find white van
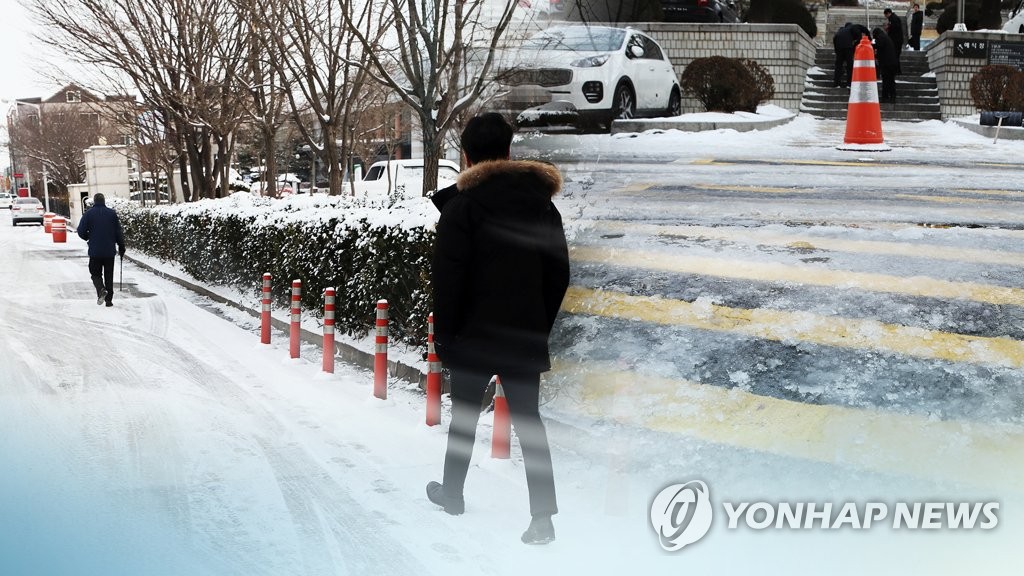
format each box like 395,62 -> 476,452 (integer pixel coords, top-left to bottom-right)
1004,0 -> 1024,33
347,159 -> 460,198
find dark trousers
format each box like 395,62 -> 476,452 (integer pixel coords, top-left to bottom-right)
442,366 -> 557,517
879,66 -> 897,102
834,49 -> 853,87
89,257 -> 115,303
909,35 -> 921,50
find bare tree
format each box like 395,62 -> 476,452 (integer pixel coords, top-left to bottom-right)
240,0 -> 392,195
27,0 -> 252,201
344,0 -> 520,197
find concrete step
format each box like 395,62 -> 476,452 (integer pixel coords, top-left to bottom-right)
800,107 -> 943,121
804,46 -> 941,121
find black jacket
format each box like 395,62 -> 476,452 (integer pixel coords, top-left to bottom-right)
77,201 -> 126,258
833,25 -> 854,53
887,14 -> 904,47
873,31 -> 899,69
910,11 -> 923,37
431,160 -> 570,373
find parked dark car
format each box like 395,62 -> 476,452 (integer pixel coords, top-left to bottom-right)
661,0 -> 741,22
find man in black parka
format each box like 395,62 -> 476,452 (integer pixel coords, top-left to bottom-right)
77,193 -> 126,307
884,8 -> 904,74
833,23 -> 855,88
426,113 -> 570,545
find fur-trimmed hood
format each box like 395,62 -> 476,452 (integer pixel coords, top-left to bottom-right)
456,159 -> 562,198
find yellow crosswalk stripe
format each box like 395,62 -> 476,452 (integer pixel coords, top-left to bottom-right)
691,183 -> 818,194
595,221 -> 1024,267
953,188 -> 1024,199
569,246 -> 1024,307
893,194 -> 1005,205
554,362 -> 1024,492
562,286 -> 1024,369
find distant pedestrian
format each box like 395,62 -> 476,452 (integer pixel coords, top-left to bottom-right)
873,28 -> 898,103
77,193 -> 126,307
426,112 -> 570,545
833,23 -> 855,88
884,8 -> 904,74
909,3 -> 924,50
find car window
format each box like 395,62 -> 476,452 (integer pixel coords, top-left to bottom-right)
642,36 -> 664,60
525,27 -> 626,52
626,34 -> 645,58
16,198 -> 41,205
364,165 -> 385,181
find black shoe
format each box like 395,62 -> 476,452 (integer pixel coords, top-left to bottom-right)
521,515 -> 555,545
97,288 -> 106,305
426,481 -> 464,515
105,301 -> 113,307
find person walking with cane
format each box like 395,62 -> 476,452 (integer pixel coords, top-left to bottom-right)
77,193 -> 126,307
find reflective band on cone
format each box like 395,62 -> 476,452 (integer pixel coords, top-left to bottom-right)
323,288 -> 335,374
261,273 -> 272,345
491,376 -> 511,459
290,280 -> 301,359
51,216 -> 66,243
839,36 -> 890,151
374,300 -> 388,399
426,313 -> 441,426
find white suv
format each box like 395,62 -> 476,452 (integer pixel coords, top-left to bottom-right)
0,192 -> 13,210
496,26 -> 681,130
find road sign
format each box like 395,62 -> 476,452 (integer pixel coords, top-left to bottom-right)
13,173 -> 23,178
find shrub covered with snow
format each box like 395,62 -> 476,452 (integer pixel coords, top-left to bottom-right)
115,195 -> 439,344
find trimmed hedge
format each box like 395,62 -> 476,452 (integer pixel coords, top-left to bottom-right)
115,195 -> 435,345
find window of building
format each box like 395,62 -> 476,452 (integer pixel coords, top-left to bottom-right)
66,90 -> 81,103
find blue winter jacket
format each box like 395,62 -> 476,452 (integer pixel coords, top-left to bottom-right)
77,202 -> 126,258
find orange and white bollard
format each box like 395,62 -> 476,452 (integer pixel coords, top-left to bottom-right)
839,36 -> 891,151
425,313 -> 442,426
491,376 -> 511,459
51,216 -> 67,243
323,287 -> 335,374
289,279 -> 301,359
374,300 -> 389,399
43,212 -> 55,233
260,273 -> 272,345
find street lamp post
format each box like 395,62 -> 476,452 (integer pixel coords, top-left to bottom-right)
16,101 -> 51,212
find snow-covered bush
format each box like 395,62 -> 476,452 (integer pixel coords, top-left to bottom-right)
115,195 -> 437,345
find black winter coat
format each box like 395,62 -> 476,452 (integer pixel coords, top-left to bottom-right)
887,14 -> 904,47
77,202 -> 126,258
910,11 -> 923,37
873,32 -> 899,69
431,160 -> 570,374
833,25 -> 854,53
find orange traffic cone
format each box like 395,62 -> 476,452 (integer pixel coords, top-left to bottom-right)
491,376 -> 511,459
838,36 -> 891,151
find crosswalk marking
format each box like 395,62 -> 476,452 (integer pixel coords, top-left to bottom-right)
569,246 -> 1024,307
555,361 -> 1024,492
562,286 -> 1024,369
893,194 -> 1006,205
594,221 -> 1024,267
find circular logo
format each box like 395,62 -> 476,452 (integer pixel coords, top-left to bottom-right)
650,480 -> 713,552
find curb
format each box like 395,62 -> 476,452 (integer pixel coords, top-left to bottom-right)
611,113 -> 797,134
952,119 -> 1024,141
126,256 -> 427,388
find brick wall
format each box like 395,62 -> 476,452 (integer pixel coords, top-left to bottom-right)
628,23 -> 818,114
927,31 -> 1009,119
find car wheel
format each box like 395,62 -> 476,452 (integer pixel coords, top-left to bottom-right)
667,88 -> 682,117
610,83 -> 636,124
